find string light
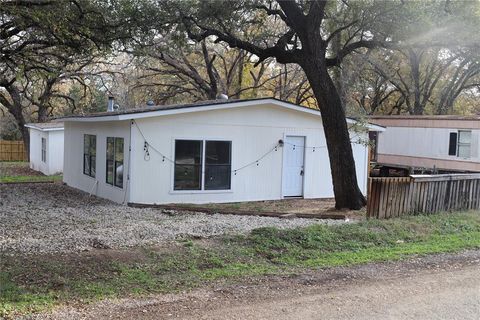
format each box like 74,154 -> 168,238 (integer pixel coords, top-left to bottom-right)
283,141 -> 327,150
133,120 -> 283,175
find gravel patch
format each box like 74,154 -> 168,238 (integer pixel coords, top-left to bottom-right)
0,184 -> 346,254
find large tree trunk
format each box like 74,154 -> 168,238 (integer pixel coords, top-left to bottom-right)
6,102 -> 30,161
302,59 -> 366,210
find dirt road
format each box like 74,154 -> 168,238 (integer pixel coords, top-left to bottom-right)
35,251 -> 480,320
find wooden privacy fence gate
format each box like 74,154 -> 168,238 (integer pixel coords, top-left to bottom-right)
367,174 -> 480,218
0,140 -> 27,161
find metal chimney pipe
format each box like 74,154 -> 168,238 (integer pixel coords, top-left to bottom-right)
107,96 -> 114,112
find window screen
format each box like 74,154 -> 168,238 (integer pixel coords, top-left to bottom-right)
205,141 -> 231,190
448,132 -> 457,156
174,140 -> 202,190
106,137 -> 124,188
83,134 -> 96,177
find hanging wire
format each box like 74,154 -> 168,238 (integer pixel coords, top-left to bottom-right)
133,120 -> 282,175
283,141 -> 327,150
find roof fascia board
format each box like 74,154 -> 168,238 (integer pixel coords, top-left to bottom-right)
24,124 -> 64,132
59,98 -> 384,131
116,99 -> 322,121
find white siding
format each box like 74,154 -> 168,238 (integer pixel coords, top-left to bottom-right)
28,128 -> 64,175
29,128 -> 49,175
378,127 -> 480,162
63,121 -> 130,203
63,104 -> 369,204
128,104 -> 368,204
47,130 -> 64,175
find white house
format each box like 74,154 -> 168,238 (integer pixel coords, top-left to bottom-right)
60,98 -> 384,205
369,115 -> 480,172
25,122 -> 64,176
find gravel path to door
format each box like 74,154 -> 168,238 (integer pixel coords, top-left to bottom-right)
0,184 -> 345,254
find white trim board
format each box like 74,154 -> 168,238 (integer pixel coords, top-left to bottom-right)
59,98 -> 385,132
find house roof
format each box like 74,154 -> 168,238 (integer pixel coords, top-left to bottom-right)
368,114 -> 480,129
369,115 -> 480,121
58,97 -> 385,131
25,122 -> 64,132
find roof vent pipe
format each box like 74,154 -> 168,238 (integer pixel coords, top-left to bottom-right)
107,96 -> 114,112
217,93 -> 228,100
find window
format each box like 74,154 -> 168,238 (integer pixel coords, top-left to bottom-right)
449,131 -> 471,158
174,140 -> 232,191
448,132 -> 458,156
106,137 -> 124,188
458,130 -> 471,158
83,134 -> 96,177
41,138 -> 46,162
205,141 -> 232,190
174,140 -> 202,190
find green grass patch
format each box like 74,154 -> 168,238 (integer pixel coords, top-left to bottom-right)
0,175 -> 62,183
2,211 -> 480,318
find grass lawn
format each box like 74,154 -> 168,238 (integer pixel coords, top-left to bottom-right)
0,162 -> 62,183
2,211 -> 480,318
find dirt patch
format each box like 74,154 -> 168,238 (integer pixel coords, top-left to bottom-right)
170,198 -> 365,220
0,162 -> 43,177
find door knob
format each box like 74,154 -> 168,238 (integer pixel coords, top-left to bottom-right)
300,169 -> 304,176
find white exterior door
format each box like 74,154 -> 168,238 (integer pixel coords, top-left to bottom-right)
283,136 -> 305,197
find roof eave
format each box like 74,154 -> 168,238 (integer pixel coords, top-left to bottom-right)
24,124 -> 64,132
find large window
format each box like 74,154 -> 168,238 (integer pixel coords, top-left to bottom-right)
174,140 -> 231,191
106,137 -> 124,188
174,140 -> 203,190
83,134 -> 96,177
448,130 -> 471,158
41,138 -> 46,162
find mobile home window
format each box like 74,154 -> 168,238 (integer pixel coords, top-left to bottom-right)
41,138 -> 46,162
106,137 -> 124,188
83,134 -> 96,177
174,140 -> 232,191
457,130 -> 471,158
448,132 -> 457,156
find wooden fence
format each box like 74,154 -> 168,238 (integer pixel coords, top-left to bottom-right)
0,140 -> 28,161
367,174 -> 480,218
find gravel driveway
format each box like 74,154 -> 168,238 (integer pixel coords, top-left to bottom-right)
0,183 -> 343,254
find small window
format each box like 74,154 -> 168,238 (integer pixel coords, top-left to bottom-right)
174,140 -> 202,190
83,134 -> 96,177
41,138 -> 46,162
458,130 -> 471,158
173,139 -> 232,191
448,132 -> 457,156
106,137 -> 124,188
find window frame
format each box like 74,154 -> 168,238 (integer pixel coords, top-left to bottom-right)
172,138 -> 233,193
83,134 -> 96,178
41,137 -> 46,163
106,136 -> 124,189
457,130 -> 472,158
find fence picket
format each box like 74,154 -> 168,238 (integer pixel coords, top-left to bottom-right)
367,174 -> 480,219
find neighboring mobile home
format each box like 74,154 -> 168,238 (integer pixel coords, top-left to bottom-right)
369,115 -> 480,173
60,98 -> 384,204
25,122 -> 64,175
